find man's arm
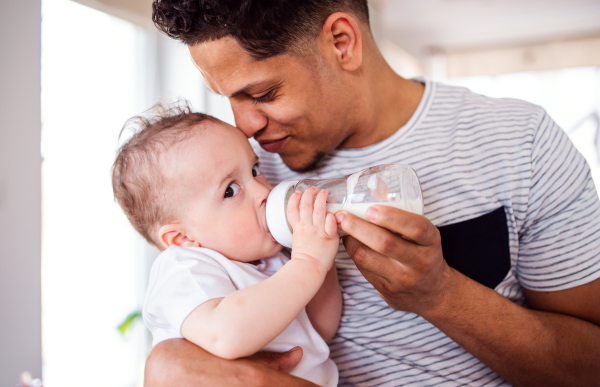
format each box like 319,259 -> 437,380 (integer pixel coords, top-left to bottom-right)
144,339 -> 318,387
335,206 -> 600,387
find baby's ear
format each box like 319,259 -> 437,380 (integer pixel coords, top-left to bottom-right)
158,224 -> 201,249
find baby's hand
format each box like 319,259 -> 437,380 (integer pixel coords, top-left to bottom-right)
287,187 -> 340,272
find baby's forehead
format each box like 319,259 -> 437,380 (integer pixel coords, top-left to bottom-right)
161,123 -> 254,187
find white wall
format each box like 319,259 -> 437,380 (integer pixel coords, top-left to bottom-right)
0,0 -> 43,385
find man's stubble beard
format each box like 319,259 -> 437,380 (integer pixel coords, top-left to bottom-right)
284,150 -> 327,173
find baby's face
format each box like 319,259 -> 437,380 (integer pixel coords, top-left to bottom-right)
162,122 -> 282,262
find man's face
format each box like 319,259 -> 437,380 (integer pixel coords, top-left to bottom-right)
165,123 -> 282,262
189,37 -> 354,172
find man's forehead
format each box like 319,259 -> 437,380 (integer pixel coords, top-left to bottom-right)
189,37 -> 283,96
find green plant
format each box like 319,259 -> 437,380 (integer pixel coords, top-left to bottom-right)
117,310 -> 143,335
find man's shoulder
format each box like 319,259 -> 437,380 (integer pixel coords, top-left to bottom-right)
422,81 -> 549,140
431,82 -> 546,119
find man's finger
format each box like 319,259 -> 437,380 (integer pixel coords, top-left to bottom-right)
246,347 -> 304,373
342,235 -> 399,289
366,205 -> 438,246
337,210 -> 419,259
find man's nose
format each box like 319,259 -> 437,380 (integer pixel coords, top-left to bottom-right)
230,100 -> 268,139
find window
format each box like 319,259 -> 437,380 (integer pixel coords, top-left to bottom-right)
41,1 -> 149,385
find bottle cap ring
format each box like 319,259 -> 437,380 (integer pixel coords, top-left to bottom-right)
266,180 -> 299,248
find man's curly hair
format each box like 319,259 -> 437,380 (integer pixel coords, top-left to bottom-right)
152,0 -> 369,60
112,102 -> 219,248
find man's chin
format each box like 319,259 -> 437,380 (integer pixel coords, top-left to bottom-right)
281,151 -> 326,173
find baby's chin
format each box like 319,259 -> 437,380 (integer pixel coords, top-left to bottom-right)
260,239 -> 284,260
227,240 -> 283,263
265,240 -> 284,257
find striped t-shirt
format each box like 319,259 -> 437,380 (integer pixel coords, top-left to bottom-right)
253,80 -> 600,386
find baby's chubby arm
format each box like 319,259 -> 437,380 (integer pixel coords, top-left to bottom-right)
289,187 -> 342,342
181,187 -> 340,360
305,264 -> 342,342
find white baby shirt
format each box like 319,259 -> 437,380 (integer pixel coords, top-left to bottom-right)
143,245 -> 338,386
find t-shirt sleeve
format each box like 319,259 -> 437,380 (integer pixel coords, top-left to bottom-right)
142,248 -> 236,346
517,110 -> 600,291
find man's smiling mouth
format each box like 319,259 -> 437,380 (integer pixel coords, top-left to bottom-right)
258,137 -> 289,153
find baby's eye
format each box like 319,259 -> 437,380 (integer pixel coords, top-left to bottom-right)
224,182 -> 241,198
252,163 -> 262,177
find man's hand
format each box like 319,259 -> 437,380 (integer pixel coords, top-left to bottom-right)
246,346 -> 304,373
335,204 -> 453,316
336,204 -> 600,387
145,339 -> 317,387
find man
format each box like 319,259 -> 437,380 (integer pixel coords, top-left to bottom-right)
146,0 -> 600,385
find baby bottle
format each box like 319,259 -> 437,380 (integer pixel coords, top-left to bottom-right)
266,164 -> 424,248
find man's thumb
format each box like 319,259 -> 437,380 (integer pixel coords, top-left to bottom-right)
249,346 -> 304,373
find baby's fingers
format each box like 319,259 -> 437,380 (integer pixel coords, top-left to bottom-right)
286,190 -> 302,227
299,187 -> 318,222
313,189 -> 329,226
325,212 -> 338,239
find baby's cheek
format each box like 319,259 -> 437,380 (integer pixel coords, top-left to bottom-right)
225,220 -> 257,249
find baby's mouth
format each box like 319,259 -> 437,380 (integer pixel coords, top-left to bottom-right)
264,212 -> 279,243
268,230 -> 277,243
264,213 -> 278,243
266,222 -> 277,243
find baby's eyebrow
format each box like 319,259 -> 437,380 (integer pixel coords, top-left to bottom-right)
216,157 -> 259,194
218,170 -> 236,190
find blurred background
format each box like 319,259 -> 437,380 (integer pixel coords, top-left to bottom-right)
1,0 -> 599,386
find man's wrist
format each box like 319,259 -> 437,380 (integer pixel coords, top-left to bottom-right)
414,265 -> 464,321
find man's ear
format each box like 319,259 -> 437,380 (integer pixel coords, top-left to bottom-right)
157,224 -> 201,250
319,12 -> 363,72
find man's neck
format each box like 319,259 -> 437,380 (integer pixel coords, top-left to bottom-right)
338,52 -> 425,150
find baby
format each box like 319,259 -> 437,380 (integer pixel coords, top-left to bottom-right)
112,104 -> 342,386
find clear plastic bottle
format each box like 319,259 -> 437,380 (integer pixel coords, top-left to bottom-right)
266,164 -> 423,248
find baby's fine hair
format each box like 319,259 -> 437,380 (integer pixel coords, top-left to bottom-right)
112,101 -> 218,248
